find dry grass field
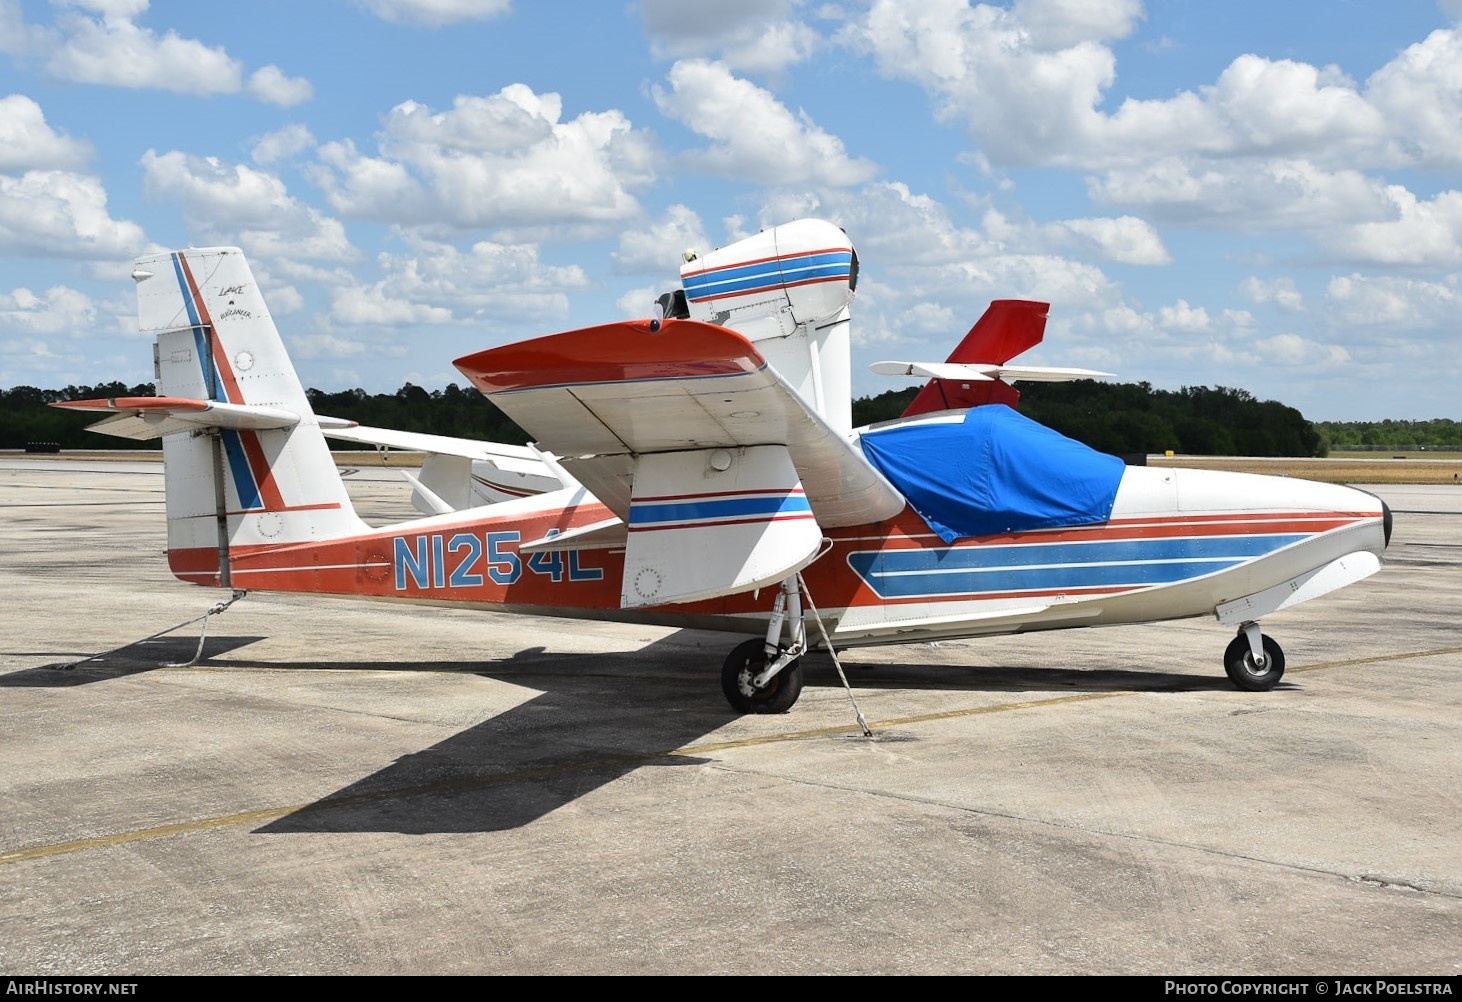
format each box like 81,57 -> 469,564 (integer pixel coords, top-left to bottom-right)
1149,452 -> 1462,484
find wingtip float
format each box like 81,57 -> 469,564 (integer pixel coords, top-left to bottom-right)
53,220 -> 1390,713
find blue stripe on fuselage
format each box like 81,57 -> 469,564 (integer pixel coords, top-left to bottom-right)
848,533 -> 1308,598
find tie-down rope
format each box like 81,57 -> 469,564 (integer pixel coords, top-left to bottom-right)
52,590 -> 249,671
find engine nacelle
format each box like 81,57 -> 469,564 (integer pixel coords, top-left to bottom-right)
679,218 -> 857,434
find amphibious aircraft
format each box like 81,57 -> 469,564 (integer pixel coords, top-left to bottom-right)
53,219 -> 1391,713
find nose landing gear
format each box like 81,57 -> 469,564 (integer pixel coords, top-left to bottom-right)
1223,621 -> 1286,691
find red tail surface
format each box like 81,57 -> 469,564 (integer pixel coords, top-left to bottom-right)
901,300 -> 1049,417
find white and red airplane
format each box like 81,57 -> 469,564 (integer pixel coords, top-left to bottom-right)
54,219 -> 1391,713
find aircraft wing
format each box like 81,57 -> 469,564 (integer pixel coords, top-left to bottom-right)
454,319 -> 904,528
454,319 -> 907,607
318,422 -> 558,478
316,422 -> 568,513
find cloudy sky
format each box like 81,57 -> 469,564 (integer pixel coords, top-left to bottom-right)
1,0 -> 1459,421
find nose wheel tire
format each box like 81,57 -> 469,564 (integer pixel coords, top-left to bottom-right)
1223,633 -> 1285,691
721,638 -> 804,714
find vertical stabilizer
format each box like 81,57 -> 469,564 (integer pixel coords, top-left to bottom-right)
900,300 -> 1049,417
132,248 -> 368,586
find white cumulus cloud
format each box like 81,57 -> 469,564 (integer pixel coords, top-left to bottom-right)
642,0 -> 819,74
0,284 -> 99,334
141,150 -> 355,262
251,124 -> 316,165
312,86 -> 657,230
653,59 -> 878,186
1326,187 -> 1462,267
1059,215 -> 1170,265
0,169 -> 148,258
1325,273 -> 1460,329
1364,28 -> 1462,169
612,204 -> 711,275
1239,276 -> 1305,313
1157,299 -> 1213,332
328,236 -> 588,329
12,0 -> 313,104
355,0 -> 512,27
0,94 -> 92,171
246,65 -> 314,108
1253,332 -> 1351,368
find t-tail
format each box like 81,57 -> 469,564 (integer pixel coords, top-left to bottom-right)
900,300 -> 1048,416
873,299 -> 1114,418
54,247 -> 368,587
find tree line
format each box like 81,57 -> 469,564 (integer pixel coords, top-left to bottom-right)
0,381 -> 531,451
853,382 -> 1325,456
4,379 -> 1459,456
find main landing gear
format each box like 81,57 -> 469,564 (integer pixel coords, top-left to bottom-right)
1223,620 -> 1286,691
721,578 -> 806,714
721,572 -> 872,733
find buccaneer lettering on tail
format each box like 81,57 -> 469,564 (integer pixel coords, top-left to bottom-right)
52,218 -> 1389,713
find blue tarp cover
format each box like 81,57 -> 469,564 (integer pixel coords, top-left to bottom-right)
859,406 -> 1125,543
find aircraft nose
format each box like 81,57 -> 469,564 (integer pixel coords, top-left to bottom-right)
1359,490 -> 1392,549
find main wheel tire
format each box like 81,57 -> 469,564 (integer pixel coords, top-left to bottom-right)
721,638 -> 804,714
1223,633 -> 1286,691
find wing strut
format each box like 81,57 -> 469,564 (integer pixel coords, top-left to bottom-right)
794,570 -> 872,738
733,545 -> 873,736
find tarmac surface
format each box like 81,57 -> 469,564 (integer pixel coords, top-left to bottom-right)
1,457 -> 1458,975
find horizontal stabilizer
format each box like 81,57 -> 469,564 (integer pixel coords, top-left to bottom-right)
900,299 -> 1060,417
871,361 -> 1114,382
52,396 -> 299,440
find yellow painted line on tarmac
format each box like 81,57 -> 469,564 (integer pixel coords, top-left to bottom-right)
5,645 -> 1459,866
682,689 -> 1128,754
1288,645 -> 1462,673
0,808 -> 298,865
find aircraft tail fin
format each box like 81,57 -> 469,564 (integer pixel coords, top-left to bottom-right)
56,247 -> 368,587
900,300 -> 1048,417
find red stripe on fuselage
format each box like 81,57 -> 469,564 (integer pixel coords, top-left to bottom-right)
163,501 -> 1380,619
635,487 -> 807,503
626,512 -> 818,533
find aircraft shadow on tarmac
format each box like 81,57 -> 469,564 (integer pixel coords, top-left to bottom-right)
1,635 -> 267,687
4,627 -> 1240,833
249,637 -> 1235,837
